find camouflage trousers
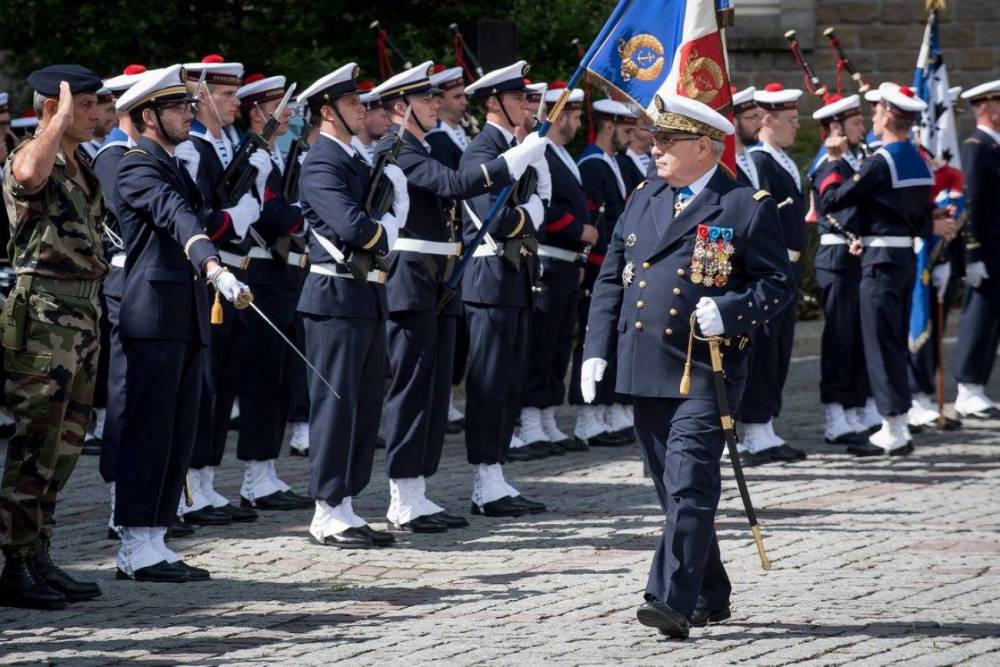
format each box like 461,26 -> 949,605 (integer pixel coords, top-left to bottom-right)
0,279 -> 100,557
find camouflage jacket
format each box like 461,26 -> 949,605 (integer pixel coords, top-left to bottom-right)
2,140 -> 109,280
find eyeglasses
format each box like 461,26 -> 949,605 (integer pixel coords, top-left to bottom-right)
652,134 -> 702,149
158,101 -> 198,115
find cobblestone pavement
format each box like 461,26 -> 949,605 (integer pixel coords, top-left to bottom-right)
1,348 -> 999,666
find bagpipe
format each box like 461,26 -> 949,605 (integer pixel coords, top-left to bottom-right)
448,23 -> 482,137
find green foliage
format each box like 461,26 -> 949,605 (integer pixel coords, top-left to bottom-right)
792,119 -> 823,320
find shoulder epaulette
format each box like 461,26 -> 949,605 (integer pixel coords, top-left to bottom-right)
636,180 -> 649,191
965,138 -> 981,144
753,189 -> 770,201
123,148 -> 151,157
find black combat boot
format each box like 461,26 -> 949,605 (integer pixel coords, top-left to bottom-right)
34,543 -> 102,602
0,554 -> 68,610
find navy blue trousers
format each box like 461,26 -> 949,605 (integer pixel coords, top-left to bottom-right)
954,266 -> 1000,386
738,292 -> 797,423
98,287 -> 125,484
524,261 -> 580,408
860,262 -> 914,416
816,267 -> 869,408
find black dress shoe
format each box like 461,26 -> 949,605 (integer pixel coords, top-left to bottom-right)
636,598 -> 690,639
739,450 -> 772,467
445,419 -> 464,434
935,416 -> 962,431
848,442 -> 884,457
0,556 -> 68,610
240,491 -> 300,511
167,519 -> 195,539
538,441 -> 566,456
825,430 -> 867,445
767,444 -> 806,462
116,560 -> 187,583
394,515 -> 448,533
471,496 -> 526,517
356,524 -> 396,547
429,511 -> 469,528
281,490 -> 314,509
34,545 -> 102,602
506,446 -> 543,462
525,442 -> 554,458
314,527 -> 374,549
888,442 -> 914,456
612,427 -> 637,444
560,437 -> 589,452
509,495 -> 547,514
107,528 -> 119,540
182,506 -> 232,526
584,431 -> 630,447
171,560 -> 211,581
215,503 -> 259,522
81,438 -> 102,456
690,606 -> 731,627
289,446 -> 309,457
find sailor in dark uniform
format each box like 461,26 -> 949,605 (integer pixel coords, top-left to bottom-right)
731,86 -> 761,189
178,56 -> 262,525
739,83 -> 807,465
113,65 -> 253,582
231,74 -> 312,511
808,94 -> 875,453
953,80 -> 1000,419
581,94 -> 793,638
821,83 -> 948,454
459,61 -> 551,517
296,64 -> 408,549
518,84 -> 594,456
570,99 -> 637,448
617,122 -> 653,193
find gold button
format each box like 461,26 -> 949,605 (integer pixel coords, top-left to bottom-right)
669,308 -> 677,316
642,261 -> 651,270
673,287 -> 681,295
635,321 -> 644,331
677,268 -> 685,276
636,300 -> 645,309
639,280 -> 647,289
664,328 -> 673,336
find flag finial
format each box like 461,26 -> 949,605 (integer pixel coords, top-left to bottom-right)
926,0 -> 946,11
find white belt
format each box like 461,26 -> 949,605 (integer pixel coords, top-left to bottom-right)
110,253 -> 126,269
820,234 -> 849,246
287,251 -> 309,268
862,236 -> 913,248
219,247 -> 272,268
788,249 -> 802,263
473,244 -> 501,258
392,238 -> 462,256
537,245 -> 581,263
310,262 -> 386,284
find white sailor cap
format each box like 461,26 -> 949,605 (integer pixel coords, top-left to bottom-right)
11,112 -> 38,130
812,94 -> 861,123
0,92 -> 8,112
298,63 -> 360,109
961,79 -> 1000,104
237,74 -> 286,109
96,86 -> 114,103
116,64 -> 196,113
525,82 -> 546,102
465,61 -> 530,100
651,94 -> 734,142
357,81 -> 380,109
183,55 -> 244,87
543,82 -> 584,107
948,86 -> 962,103
731,86 -> 756,114
372,61 -> 440,103
878,82 -> 927,118
429,65 -> 465,91
104,65 -> 148,97
593,98 -> 637,124
864,81 -> 896,104
755,83 -> 802,111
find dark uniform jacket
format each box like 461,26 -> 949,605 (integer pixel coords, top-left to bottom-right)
578,145 -> 627,271
297,133 -> 389,319
750,144 -> 806,253
616,151 -> 646,197
541,143 -> 589,255
92,129 -> 132,299
961,127 -> 1000,268
114,137 -> 221,344
809,146 -> 864,271
247,151 -> 305,287
583,169 -> 795,403
425,125 -> 465,171
186,121 -> 245,245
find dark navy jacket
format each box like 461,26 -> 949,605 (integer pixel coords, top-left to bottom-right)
809,145 -> 864,271
297,133 -> 389,319
186,121 -> 243,245
583,169 -> 795,402
541,143 -> 588,257
379,127 -> 511,314
749,144 -> 806,253
961,127 -> 1000,267
114,137 -> 221,344
425,125 -> 465,171
459,123 -> 537,308
578,145 -> 627,270
92,128 -> 132,299
616,151 -> 646,197
247,153 -> 305,287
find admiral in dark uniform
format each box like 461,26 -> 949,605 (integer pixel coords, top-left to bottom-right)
297,64 -> 407,549
581,94 -> 793,638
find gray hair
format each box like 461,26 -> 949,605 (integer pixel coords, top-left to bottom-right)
709,138 -> 725,159
32,91 -> 51,118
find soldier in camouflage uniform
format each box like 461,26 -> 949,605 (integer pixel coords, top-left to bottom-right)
0,65 -> 108,610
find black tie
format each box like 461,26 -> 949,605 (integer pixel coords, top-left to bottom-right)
352,150 -> 371,173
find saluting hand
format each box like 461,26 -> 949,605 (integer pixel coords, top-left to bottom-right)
53,81 -> 74,132
824,135 -> 848,160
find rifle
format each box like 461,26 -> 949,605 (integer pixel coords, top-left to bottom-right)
283,135 -> 307,202
511,86 -> 547,206
216,84 -> 297,208
823,27 -> 871,95
784,30 -> 828,98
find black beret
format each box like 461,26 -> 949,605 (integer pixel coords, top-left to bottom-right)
27,64 -> 103,97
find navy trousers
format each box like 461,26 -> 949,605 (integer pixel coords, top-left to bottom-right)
524,261 -> 580,409
633,396 -> 731,618
954,266 -> 1000,386
860,262 -> 915,417
909,277 -> 957,396
98,288 -> 125,484
816,267 -> 869,408
738,293 -> 797,423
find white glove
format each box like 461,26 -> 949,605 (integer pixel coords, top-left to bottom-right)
966,260 -> 989,288
224,192 -> 261,240
695,297 -> 724,336
500,132 -> 547,179
248,150 -> 273,199
533,156 -> 552,202
580,357 -> 608,404
380,212 -> 401,250
385,164 -> 409,225
931,262 -> 951,300
209,267 -> 252,306
174,140 -> 201,182
521,194 -> 545,232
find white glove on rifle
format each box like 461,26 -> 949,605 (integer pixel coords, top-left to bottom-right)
533,156 -> 552,203
966,260 -> 989,289
224,192 -> 260,240
695,297 -> 724,336
174,140 -> 201,182
931,262 -> 951,300
521,194 -> 545,232
580,357 -> 608,404
248,150 -> 273,201
384,164 -> 410,225
500,132 -> 547,179
208,266 -> 252,307
379,212 -> 401,250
